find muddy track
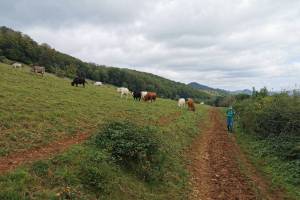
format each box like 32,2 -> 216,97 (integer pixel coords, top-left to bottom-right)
0,132 -> 91,174
187,108 -> 288,200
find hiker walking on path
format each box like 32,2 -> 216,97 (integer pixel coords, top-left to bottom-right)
226,106 -> 235,132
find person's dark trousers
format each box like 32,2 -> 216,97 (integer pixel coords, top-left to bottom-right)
227,117 -> 233,133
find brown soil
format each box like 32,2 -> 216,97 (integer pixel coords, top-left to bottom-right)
157,111 -> 181,126
0,132 -> 91,174
187,108 -> 289,200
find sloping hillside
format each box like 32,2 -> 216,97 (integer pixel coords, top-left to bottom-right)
0,26 -> 210,101
188,82 -> 228,96
0,62 -> 208,199
188,82 -> 253,96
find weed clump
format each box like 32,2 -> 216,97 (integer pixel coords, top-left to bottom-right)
32,160 -> 49,177
79,150 -> 116,195
0,170 -> 30,199
95,121 -> 165,182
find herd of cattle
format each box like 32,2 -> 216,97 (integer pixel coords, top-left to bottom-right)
71,76 -> 197,111
11,62 -> 197,111
116,87 -> 196,110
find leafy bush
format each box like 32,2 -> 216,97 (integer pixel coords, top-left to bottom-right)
95,121 -> 165,182
235,94 -> 300,161
236,94 -> 300,137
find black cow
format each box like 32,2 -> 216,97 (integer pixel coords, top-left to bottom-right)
133,91 -> 141,101
71,77 -> 86,87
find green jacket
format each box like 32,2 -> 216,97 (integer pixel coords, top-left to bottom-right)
226,108 -> 235,118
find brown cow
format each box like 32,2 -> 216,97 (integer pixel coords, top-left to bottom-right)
144,92 -> 157,102
187,98 -> 195,111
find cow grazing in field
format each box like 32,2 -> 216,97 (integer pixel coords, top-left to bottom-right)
187,98 -> 195,111
31,66 -> 45,76
12,62 -> 22,68
141,91 -> 148,100
117,87 -> 131,99
94,81 -> 103,86
144,92 -> 157,102
71,77 -> 87,87
178,98 -> 186,108
133,91 -> 141,101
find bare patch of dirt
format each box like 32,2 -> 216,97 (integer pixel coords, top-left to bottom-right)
187,108 -> 288,200
0,132 -> 91,174
157,111 -> 181,126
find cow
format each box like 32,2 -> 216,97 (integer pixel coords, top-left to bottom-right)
117,87 -> 131,99
31,66 -> 45,76
133,91 -> 141,101
141,91 -> 148,100
94,81 -> 103,86
144,92 -> 157,102
187,98 -> 196,111
12,62 -> 22,68
178,98 -> 186,108
71,77 -> 87,87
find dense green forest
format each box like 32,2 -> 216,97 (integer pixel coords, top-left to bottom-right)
0,26 -> 210,101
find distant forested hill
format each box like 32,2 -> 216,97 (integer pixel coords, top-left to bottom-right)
188,82 -> 229,96
0,26 -> 210,101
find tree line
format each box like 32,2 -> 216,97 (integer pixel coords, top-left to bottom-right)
0,26 -> 210,101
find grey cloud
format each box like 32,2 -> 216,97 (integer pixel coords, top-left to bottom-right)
0,0 -> 300,90
0,0 -> 154,28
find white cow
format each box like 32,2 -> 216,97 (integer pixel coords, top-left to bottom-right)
12,62 -> 22,68
178,98 -> 186,108
117,87 -> 131,99
94,81 -> 103,86
141,91 -> 148,100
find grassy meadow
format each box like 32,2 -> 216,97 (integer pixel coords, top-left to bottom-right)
0,62 -> 209,199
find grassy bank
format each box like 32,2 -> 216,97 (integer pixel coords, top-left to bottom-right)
0,62 -> 208,199
235,131 -> 300,199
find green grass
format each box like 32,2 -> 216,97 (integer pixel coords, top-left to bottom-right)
235,129 -> 300,199
0,62 -> 209,199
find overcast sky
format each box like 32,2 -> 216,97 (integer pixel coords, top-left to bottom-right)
1,0 -> 300,90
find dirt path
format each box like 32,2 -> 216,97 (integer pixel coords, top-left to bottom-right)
0,132 -> 91,174
187,108 -> 288,200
